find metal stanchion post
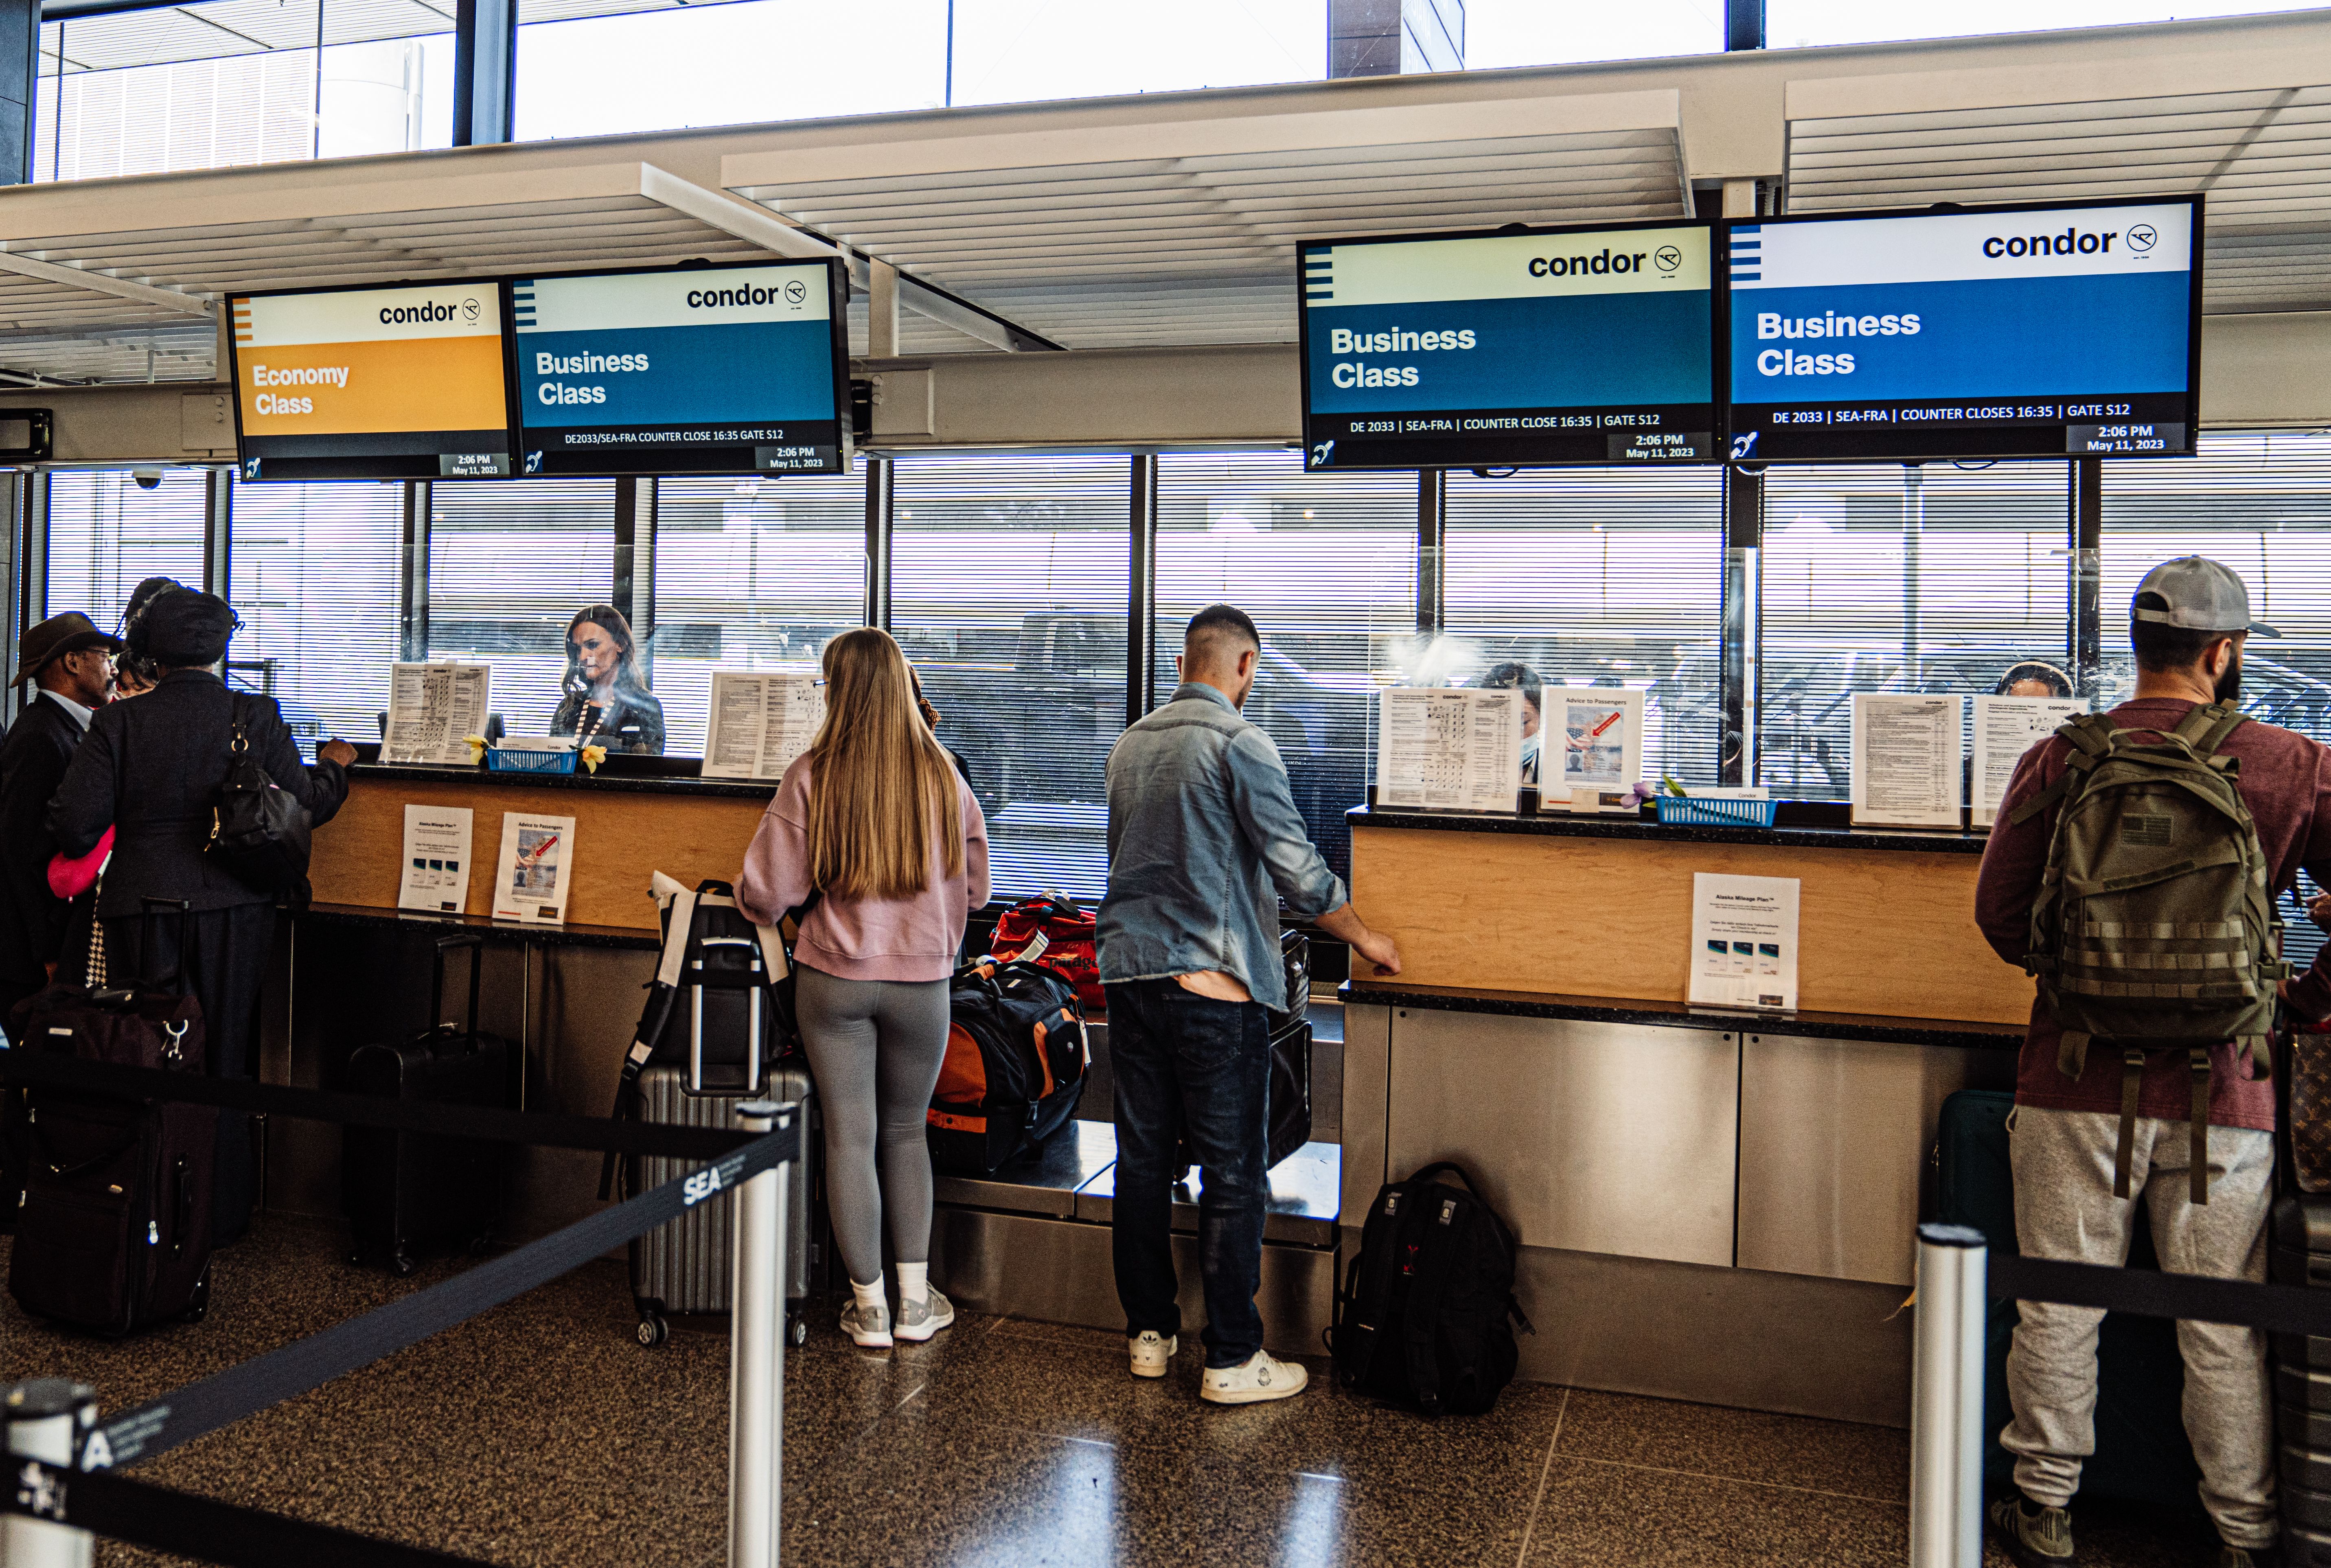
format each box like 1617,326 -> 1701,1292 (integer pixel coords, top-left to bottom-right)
1910,1223 -> 1988,1568
3,1381 -> 96,1568
728,1100 -> 793,1568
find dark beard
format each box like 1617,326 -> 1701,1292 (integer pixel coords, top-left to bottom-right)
2215,654 -> 2243,705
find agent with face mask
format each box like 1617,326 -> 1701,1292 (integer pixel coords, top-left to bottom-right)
550,604 -> 665,755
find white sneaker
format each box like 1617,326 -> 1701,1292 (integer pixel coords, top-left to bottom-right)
1200,1349 -> 1309,1406
1129,1329 -> 1178,1378
894,1288 -> 954,1343
839,1297 -> 892,1349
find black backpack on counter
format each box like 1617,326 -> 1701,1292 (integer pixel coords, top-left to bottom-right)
1328,1161 -> 1530,1417
927,959 -> 1088,1175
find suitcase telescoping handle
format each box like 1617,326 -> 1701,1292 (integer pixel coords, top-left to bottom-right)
431,932 -> 485,1049
138,896 -> 194,995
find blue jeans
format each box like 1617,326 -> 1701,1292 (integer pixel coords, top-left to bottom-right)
1107,978 -> 1270,1369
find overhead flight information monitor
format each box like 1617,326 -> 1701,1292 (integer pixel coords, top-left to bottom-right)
510,260 -> 849,476
1726,196 -> 2201,462
1298,221 -> 1720,469
229,282 -> 513,481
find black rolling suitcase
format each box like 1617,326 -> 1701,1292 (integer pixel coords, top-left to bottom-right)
343,934 -> 510,1276
2273,1198 -> 2331,1564
8,897 -> 216,1335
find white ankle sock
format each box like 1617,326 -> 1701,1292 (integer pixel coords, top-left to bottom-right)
851,1275 -> 887,1316
897,1262 -> 929,1310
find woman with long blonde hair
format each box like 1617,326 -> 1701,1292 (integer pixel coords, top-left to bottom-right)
738,628 -> 988,1347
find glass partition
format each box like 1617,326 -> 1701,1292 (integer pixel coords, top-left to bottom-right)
43,469 -> 208,628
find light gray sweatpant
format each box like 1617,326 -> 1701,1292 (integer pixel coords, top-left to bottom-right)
2002,1104 -> 2277,1548
795,966 -> 952,1289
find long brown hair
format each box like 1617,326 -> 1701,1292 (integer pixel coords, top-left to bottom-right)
806,628 -> 963,899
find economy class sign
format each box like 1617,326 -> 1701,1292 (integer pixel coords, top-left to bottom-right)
232,283 -> 508,438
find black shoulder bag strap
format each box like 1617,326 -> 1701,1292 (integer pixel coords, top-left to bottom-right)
1400,1187 -> 1463,1415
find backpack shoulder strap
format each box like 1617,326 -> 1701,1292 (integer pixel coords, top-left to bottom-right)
2007,715 -> 2113,827
2173,700 -> 2248,761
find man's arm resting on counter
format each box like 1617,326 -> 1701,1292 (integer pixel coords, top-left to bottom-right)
1311,902 -> 1401,977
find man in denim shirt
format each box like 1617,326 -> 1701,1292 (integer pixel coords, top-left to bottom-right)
1100,604 -> 1401,1404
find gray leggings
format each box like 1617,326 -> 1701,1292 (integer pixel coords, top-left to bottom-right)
795,965 -> 951,1286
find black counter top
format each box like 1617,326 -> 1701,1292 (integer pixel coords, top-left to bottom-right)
300,901 -> 659,950
348,761 -> 777,802
1347,804 -> 1990,856
1338,979 -> 2024,1051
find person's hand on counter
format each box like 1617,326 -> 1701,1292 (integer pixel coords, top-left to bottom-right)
1351,928 -> 1402,977
1313,902 -> 1402,977
319,737 -> 358,768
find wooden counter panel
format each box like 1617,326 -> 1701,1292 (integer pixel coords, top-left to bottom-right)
308,776 -> 771,931
1349,824 -> 2031,1027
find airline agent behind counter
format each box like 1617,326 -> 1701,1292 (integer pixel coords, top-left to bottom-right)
550,604 -> 666,755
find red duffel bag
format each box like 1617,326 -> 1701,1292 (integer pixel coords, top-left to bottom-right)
987,894 -> 1103,1016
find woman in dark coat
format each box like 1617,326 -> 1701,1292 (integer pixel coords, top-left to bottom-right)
48,590 -> 356,1244
549,604 -> 665,755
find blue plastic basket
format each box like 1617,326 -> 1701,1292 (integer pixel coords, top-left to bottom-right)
1656,795 -> 1779,828
486,747 -> 578,775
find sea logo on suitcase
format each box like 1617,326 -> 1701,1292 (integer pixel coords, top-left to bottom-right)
684,1166 -> 725,1205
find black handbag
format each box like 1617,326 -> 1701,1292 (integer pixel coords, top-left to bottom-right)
207,693 -> 311,891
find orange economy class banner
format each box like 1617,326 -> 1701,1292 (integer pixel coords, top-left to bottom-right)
230,282 -> 514,480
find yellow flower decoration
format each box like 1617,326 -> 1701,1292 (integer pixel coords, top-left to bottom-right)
463,735 -> 489,765
581,744 -> 608,775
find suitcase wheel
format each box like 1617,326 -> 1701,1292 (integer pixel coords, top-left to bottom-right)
638,1313 -> 670,1348
390,1254 -> 417,1280
788,1308 -> 808,1349
180,1267 -> 211,1325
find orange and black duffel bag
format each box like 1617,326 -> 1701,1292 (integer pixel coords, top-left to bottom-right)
988,894 -> 1104,1016
927,959 -> 1089,1175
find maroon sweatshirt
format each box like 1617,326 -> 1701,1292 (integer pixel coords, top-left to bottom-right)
1974,698 -> 2331,1131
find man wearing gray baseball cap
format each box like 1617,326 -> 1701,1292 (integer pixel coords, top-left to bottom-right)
1976,556 -> 2331,1568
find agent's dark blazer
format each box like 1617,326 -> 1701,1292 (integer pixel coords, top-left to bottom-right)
0,692 -> 90,984
49,670 -> 348,920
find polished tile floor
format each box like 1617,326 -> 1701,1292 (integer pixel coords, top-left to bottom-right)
0,1218 -> 2222,1567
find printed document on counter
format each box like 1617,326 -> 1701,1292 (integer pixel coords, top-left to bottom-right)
382,662 -> 491,766
1689,873 -> 1800,1011
1376,688 -> 1523,814
1558,687 -> 1644,795
1850,693 -> 1966,828
702,671 -> 826,781
1973,694 -> 2086,828
397,805 -> 473,914
494,812 -> 575,925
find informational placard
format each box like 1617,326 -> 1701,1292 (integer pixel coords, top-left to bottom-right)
493,812 -> 575,925
229,283 -> 514,480
510,261 -> 848,476
1555,687 -> 1645,797
702,672 -> 826,781
1376,688 -> 1524,813
397,805 -> 473,914
1851,693 -> 1967,828
381,662 -> 491,766
1300,221 -> 1720,469
1689,872 -> 1800,1011
1973,694 -> 2086,828
1726,196 -> 2200,462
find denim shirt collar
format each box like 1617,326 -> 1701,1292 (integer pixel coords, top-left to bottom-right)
1168,681 -> 1238,715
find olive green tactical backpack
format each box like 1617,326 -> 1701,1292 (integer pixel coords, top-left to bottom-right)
2013,701 -> 2289,1204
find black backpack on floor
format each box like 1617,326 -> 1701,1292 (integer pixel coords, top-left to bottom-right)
1328,1161 -> 1531,1416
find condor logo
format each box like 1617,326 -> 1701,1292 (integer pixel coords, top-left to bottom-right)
378,301 -> 475,326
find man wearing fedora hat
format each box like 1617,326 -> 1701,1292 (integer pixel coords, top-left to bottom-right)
0,611 -> 121,1024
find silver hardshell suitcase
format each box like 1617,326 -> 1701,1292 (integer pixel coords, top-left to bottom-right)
628,1060 -> 819,1347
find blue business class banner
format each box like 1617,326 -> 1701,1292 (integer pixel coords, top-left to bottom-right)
1306,292 -> 1713,412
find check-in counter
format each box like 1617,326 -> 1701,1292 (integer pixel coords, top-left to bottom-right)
1340,805 -> 2025,1426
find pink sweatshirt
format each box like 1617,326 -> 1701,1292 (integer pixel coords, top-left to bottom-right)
735,754 -> 990,983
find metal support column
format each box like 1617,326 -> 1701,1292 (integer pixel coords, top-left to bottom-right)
868,262 -> 900,361
727,1101 -> 793,1568
399,480 -> 430,663
1415,469 -> 1444,636
202,467 -> 231,598
0,0 -> 37,185
1724,0 -> 1764,50
16,468 -> 44,650
1127,453 -> 1157,725
863,455 -> 892,630
1908,1224 -> 1987,1568
452,0 -> 515,146
2069,457 -> 2103,702
1721,464 -> 1762,785
3,1379 -> 97,1568
0,472 -> 26,726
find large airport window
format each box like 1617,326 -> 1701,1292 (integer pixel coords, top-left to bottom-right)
890,452 -> 1129,900
1466,0 -> 1721,67
650,467 -> 870,754
1153,450 -> 1414,880
1758,460 -> 2072,800
42,469 -> 208,628
228,478 -> 404,751
1762,0 -> 2321,50
1443,465 -> 1726,790
424,479 -> 617,744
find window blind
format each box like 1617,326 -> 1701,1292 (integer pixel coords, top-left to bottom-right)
651,466 -> 868,755
228,477 -> 403,749
1154,449 -> 1413,879
43,469 -> 208,628
1758,461 -> 2070,800
890,452 -> 1129,900
1443,464 -> 1725,789
425,478 -> 615,740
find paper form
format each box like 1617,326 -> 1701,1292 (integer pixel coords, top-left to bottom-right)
1688,873 -> 1800,1011
382,662 -> 491,766
1850,693 -> 1966,828
397,805 -> 474,914
1972,694 -> 2086,828
1376,688 -> 1523,814
701,671 -> 827,781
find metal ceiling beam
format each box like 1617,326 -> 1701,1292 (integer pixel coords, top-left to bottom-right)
0,248 -> 211,315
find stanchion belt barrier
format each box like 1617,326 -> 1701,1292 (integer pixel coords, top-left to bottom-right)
1991,1252 -> 2331,1336
4,1458 -> 502,1568
0,1049 -> 751,1162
